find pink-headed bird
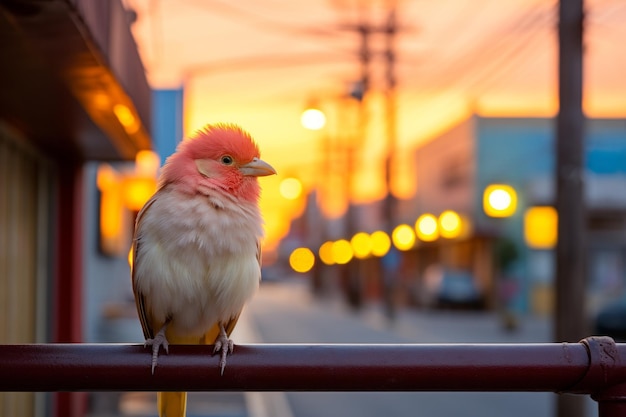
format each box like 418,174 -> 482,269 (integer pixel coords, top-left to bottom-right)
131,124 -> 276,417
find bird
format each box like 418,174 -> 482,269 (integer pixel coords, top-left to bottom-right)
131,123 -> 276,417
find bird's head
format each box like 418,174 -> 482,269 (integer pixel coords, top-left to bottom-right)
159,124 -> 276,202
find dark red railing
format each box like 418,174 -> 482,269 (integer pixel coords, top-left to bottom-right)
1,337 -> 624,416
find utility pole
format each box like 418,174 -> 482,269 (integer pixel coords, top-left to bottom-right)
337,3 -> 400,312
383,2 -> 397,227
555,0 -> 586,416
382,1 -> 399,320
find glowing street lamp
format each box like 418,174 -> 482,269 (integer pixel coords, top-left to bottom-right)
524,206 -> 558,249
331,239 -> 354,264
279,177 -> 303,200
301,108 -> 326,130
392,224 -> 416,251
439,210 -> 462,239
483,184 -> 517,218
370,231 -> 391,257
289,247 -> 315,273
415,213 -> 439,242
351,232 -> 373,259
319,241 -> 335,265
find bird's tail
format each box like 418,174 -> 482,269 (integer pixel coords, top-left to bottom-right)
158,392 -> 187,417
156,324 -> 224,417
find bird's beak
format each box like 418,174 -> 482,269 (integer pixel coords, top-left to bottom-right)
239,157 -> 277,177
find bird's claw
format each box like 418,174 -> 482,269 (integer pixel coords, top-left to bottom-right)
213,334 -> 234,375
145,328 -> 169,374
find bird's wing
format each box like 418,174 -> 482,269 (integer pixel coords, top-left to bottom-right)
256,240 -> 262,282
131,193 -> 160,341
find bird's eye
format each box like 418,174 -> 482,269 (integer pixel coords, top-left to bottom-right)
220,155 -> 234,165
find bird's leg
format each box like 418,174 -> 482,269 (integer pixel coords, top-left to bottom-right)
144,323 -> 169,374
213,322 -> 234,375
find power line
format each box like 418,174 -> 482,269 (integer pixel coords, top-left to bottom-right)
183,0 -> 343,39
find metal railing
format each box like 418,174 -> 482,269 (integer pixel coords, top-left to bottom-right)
0,337 -> 624,416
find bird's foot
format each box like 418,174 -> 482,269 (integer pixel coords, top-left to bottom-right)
144,326 -> 169,374
213,332 -> 234,375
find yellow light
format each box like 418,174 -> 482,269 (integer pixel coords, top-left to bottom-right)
122,176 -> 157,212
319,241 -> 335,265
289,247 -> 315,273
483,184 -> 517,218
97,164 -> 117,191
113,104 -> 140,134
370,230 -> 391,257
97,164 -> 129,256
392,224 -> 416,251
128,246 -> 134,268
416,213 -> 439,242
524,206 -> 558,249
439,210 -> 462,239
136,150 -> 160,177
332,239 -> 353,264
300,108 -> 326,130
351,232 -> 373,259
279,177 -> 303,200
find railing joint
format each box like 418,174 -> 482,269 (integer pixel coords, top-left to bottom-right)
567,336 -> 620,396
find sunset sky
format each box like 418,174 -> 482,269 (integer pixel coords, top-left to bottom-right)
125,0 -> 626,252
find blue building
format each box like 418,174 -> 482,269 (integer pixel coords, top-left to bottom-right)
409,115 -> 626,315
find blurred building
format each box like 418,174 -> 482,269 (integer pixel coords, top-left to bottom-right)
406,115 -> 626,315
0,1 -> 151,416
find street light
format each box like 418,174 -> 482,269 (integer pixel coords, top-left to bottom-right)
524,206 -> 558,249
301,108 -> 326,130
392,224 -> 416,251
289,247 -> 316,273
279,177 -> 303,200
483,184 -> 517,218
415,213 -> 439,242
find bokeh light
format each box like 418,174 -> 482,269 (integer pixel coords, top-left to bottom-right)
370,230 -> 391,257
483,184 -> 517,217
319,241 -> 335,265
300,108 -> 326,130
524,206 -> 558,249
289,247 -> 315,273
351,232 -> 373,259
279,177 -> 303,200
416,213 -> 439,242
439,210 -> 462,239
332,239 -> 354,264
392,224 -> 416,251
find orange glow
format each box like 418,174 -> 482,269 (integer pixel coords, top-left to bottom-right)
351,232 -> 373,259
416,214 -> 439,242
97,164 -> 130,256
289,247 -> 315,273
128,0 -> 626,253
122,176 -> 157,212
370,231 -> 391,257
301,109 -> 326,130
483,184 -> 517,218
279,177 -> 303,200
319,241 -> 335,265
136,150 -> 160,177
113,104 -> 141,134
331,239 -> 354,265
392,224 -> 416,251
439,210 -> 462,239
524,206 -> 558,249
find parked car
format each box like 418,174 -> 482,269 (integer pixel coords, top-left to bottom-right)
423,266 -> 485,310
594,296 -> 626,341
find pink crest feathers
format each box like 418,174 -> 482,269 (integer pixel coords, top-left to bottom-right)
157,124 -> 263,200
183,124 -> 260,162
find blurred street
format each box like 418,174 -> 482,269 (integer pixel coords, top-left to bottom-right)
244,280 -> 600,417
105,279 -> 596,417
